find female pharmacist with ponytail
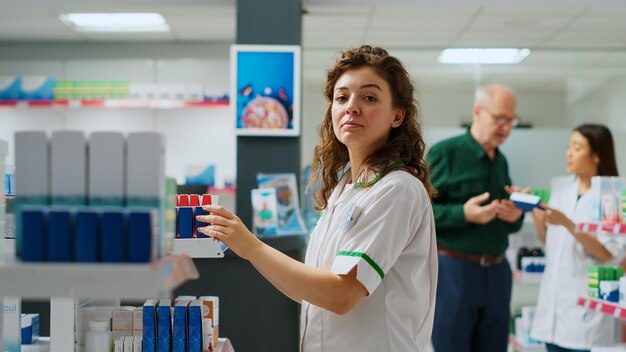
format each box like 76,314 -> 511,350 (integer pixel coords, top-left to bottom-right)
531,124 -> 625,352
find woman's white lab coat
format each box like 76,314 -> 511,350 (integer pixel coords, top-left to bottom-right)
530,176 -> 625,350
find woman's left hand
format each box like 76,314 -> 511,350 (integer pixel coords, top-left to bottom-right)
196,205 -> 263,261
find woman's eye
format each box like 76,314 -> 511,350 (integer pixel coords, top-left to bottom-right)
335,95 -> 347,103
364,95 -> 376,102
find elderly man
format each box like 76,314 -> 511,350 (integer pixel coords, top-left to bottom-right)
428,84 -> 524,352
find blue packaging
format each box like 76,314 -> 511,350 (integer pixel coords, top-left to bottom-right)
178,207 -> 194,238
142,300 -> 158,352
173,299 -> 191,352
74,210 -> 99,262
19,76 -> 54,101
187,300 -> 203,352
20,314 -> 39,344
0,76 -> 20,101
47,209 -> 73,262
195,206 -> 209,238
128,211 -> 154,263
157,299 -> 172,352
21,208 -> 46,262
101,210 -> 125,262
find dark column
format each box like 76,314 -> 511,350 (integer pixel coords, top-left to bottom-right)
180,2 -> 304,352
236,0 -> 302,228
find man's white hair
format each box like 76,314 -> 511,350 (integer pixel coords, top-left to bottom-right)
474,84 -> 515,107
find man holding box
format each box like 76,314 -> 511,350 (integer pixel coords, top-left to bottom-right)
427,84 -> 524,352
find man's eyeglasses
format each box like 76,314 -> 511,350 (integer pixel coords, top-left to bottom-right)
480,107 -> 520,127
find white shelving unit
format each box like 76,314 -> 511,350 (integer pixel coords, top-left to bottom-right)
0,238 -> 202,352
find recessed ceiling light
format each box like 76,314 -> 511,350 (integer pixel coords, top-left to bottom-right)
438,48 -> 531,64
60,13 -> 170,33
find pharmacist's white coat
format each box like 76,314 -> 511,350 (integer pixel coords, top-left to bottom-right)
531,176 -> 626,349
300,170 -> 438,352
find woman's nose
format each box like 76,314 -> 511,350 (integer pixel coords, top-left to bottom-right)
345,98 -> 359,114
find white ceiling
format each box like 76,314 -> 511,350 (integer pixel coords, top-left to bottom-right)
1,0 -> 626,94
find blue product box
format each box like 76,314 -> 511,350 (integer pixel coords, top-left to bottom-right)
75,210 -> 99,262
187,300 -> 203,352
195,206 -> 209,238
128,211 -> 153,263
157,299 -> 172,352
0,76 -> 20,101
173,300 -> 191,352
101,210 -> 125,262
142,300 -> 158,352
21,208 -> 46,262
178,207 -> 194,238
19,76 -> 54,101
510,192 -> 543,212
47,209 -> 73,262
20,314 -> 39,344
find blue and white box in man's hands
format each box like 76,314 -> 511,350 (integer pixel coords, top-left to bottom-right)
510,192 -> 543,212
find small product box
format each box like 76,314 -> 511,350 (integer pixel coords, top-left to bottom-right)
75,210 -> 99,262
132,307 -> 143,336
2,297 -> 21,352
157,299 -> 172,352
89,132 -> 125,206
600,280 -> 620,302
19,76 -> 54,101
178,207 -> 194,238
0,76 -> 20,101
128,210 -> 156,263
20,208 -> 46,262
20,313 -> 39,345
47,208 -> 73,262
133,335 -> 142,352
124,336 -> 134,352
195,206 -> 210,238
101,209 -> 126,262
199,296 -> 220,350
188,300 -> 203,352
14,131 -> 49,197
127,132 -> 165,205
50,131 -> 87,205
510,192 -> 542,212
142,300 -> 158,352
112,308 -> 134,339
173,299 -> 191,352
114,337 -> 124,352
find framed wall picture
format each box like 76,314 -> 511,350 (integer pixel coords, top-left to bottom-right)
230,45 -> 301,137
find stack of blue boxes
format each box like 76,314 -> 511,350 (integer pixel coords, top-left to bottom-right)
14,130 -> 168,263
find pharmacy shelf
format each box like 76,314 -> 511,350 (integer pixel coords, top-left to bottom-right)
577,222 -> 626,235
0,254 -> 198,299
512,270 -> 543,285
0,99 -> 229,109
20,337 -> 50,352
173,238 -> 227,258
18,337 -> 235,352
577,297 -> 626,320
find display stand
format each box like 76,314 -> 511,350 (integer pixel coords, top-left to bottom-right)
173,238 -> 226,258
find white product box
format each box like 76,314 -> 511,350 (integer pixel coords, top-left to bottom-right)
14,131 -> 49,197
2,297 -> 21,352
51,131 -> 86,202
89,132 -> 125,204
126,132 -> 164,200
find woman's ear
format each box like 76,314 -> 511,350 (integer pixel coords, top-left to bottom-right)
392,109 -> 405,128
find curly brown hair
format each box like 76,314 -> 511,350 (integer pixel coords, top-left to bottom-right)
308,45 -> 435,210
